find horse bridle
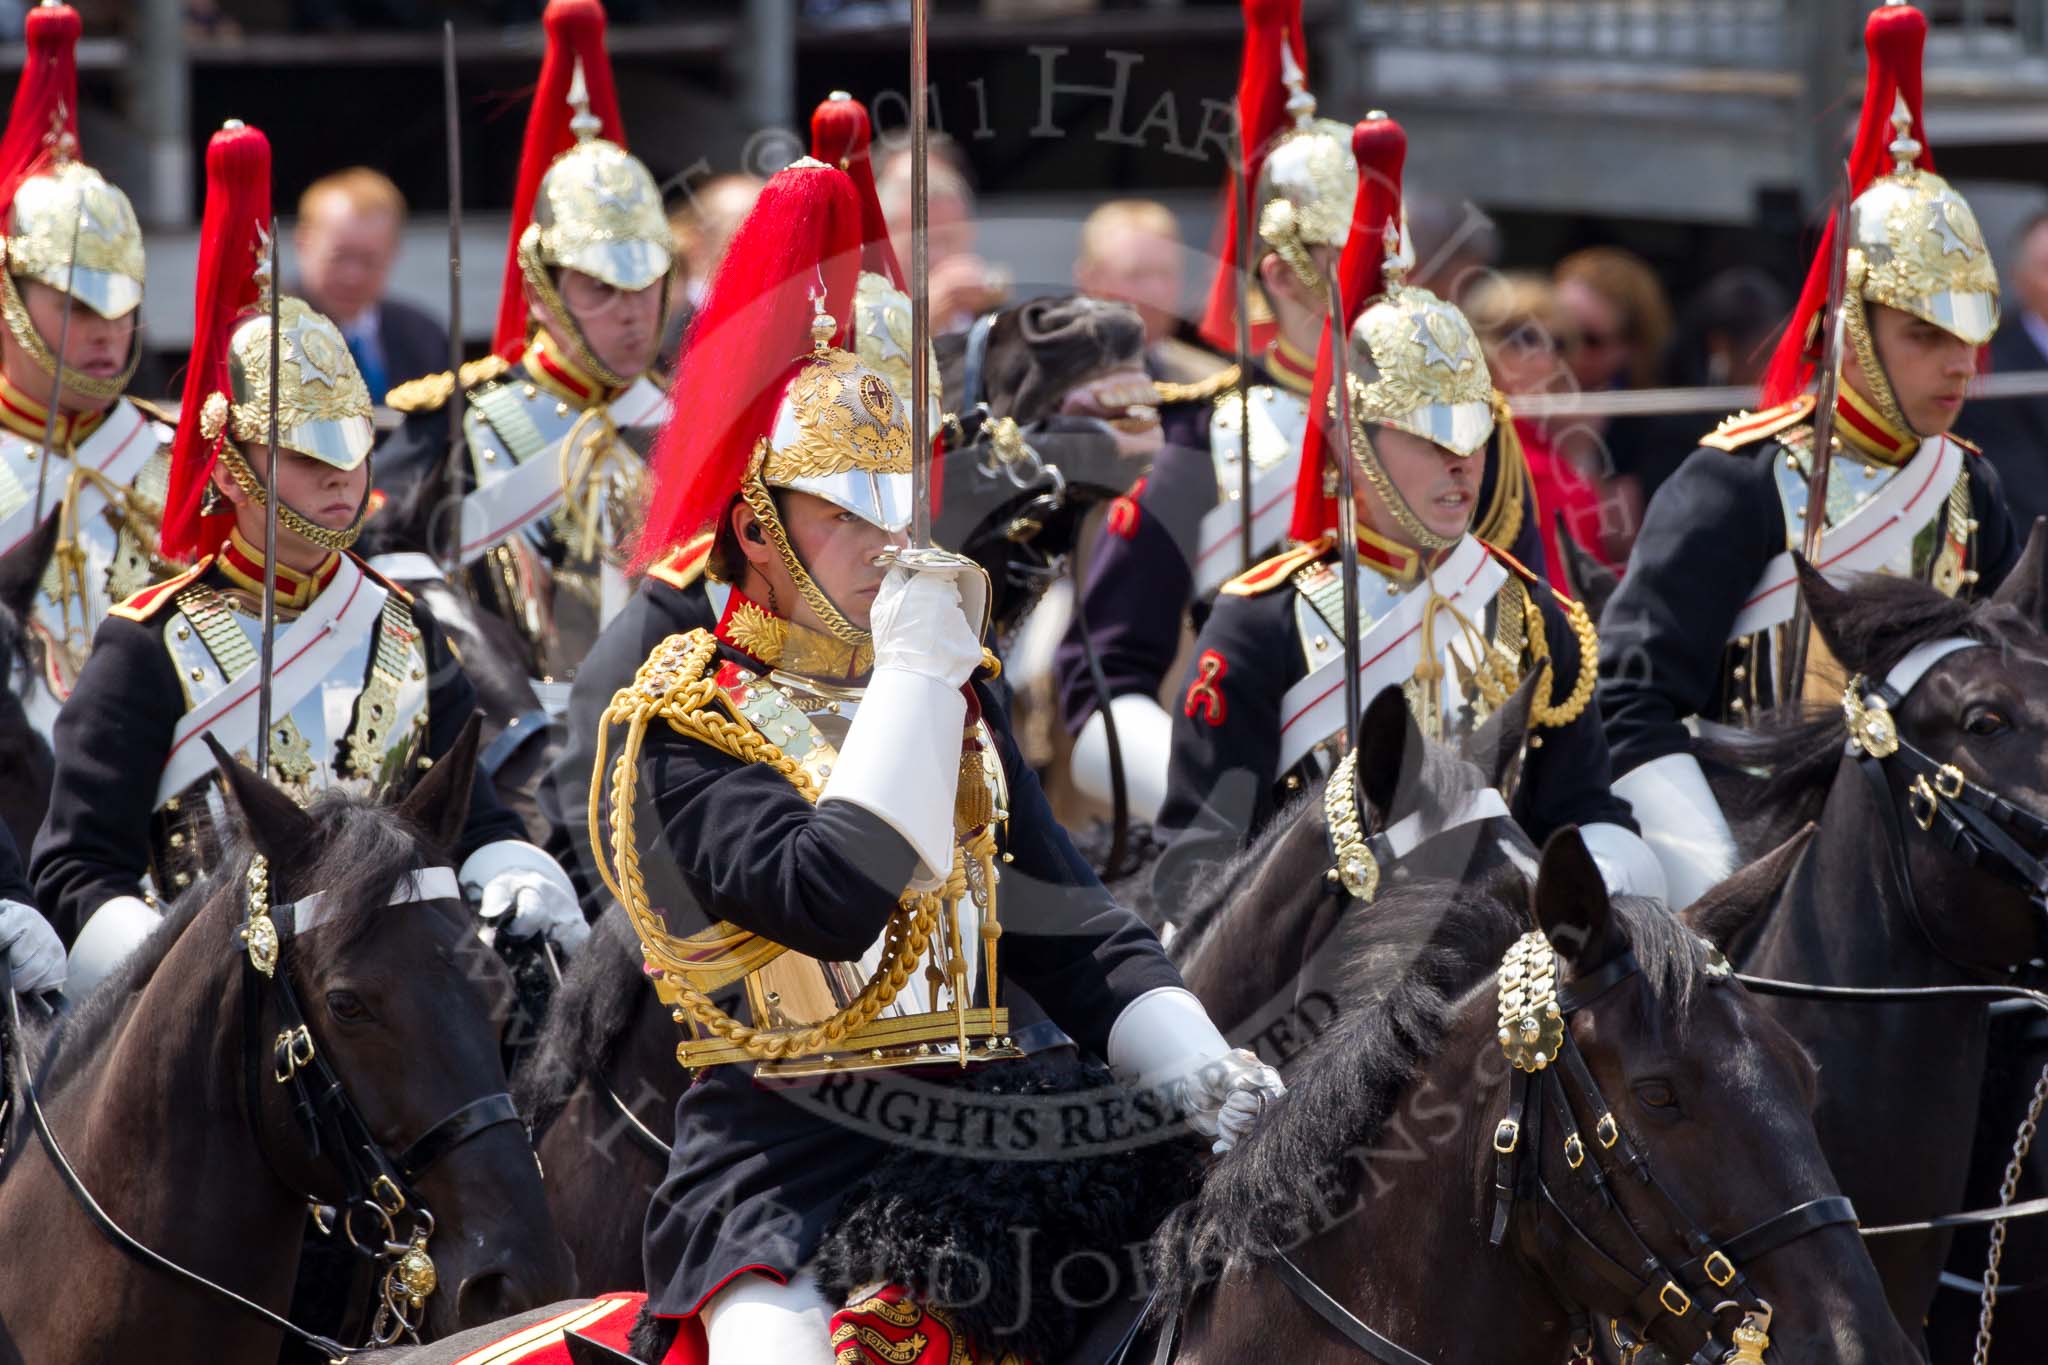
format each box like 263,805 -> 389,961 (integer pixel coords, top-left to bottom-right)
1839,635 -> 2048,968
1484,933 -> 1851,1365
1133,933 -> 1855,1365
3,859 -> 524,1359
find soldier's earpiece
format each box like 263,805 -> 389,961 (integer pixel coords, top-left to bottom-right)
746,523 -> 766,544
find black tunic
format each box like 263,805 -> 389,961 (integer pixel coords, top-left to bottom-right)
29,558 -> 525,943
0,822 -> 30,908
1053,372 -> 1550,735
636,635 -> 1184,1317
1596,437 -> 2018,779
1148,543 -> 1631,911
537,566 -> 716,921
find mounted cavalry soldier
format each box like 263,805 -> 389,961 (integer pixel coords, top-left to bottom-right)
372,0 -> 672,711
28,120 -> 583,996
1150,115 -> 1661,911
1597,0 -> 2020,907
0,2 -> 170,739
588,158 -> 1277,1364
536,90 -> 934,918
1053,0 -> 1541,824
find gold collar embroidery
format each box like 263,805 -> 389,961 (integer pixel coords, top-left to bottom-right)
717,592 -> 874,681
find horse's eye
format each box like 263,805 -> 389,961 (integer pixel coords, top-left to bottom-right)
1633,1079 -> 1678,1110
1966,708 -> 2009,737
326,990 -> 370,1023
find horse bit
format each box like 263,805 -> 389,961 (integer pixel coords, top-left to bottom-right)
4,859 -> 527,1359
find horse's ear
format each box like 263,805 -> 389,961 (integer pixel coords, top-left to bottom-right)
0,513 -> 60,621
1552,511 -> 1619,623
1466,667 -> 1539,792
1791,554 -> 1862,671
1532,826 -> 1623,970
1683,822 -> 1812,952
1353,684 -> 1420,818
1989,517 -> 2048,627
396,712 -> 483,856
206,733 -> 317,863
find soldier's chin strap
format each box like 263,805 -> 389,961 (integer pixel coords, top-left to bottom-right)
217,442 -> 372,553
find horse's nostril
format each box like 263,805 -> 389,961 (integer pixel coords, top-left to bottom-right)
456,1270 -> 532,1325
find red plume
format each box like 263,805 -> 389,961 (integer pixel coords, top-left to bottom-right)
810,93 -> 903,288
0,2 -> 82,223
633,164 -> 865,573
1761,2 -> 1930,406
161,122 -> 272,563
1198,0 -> 1308,354
492,0 -> 628,363
1288,116 -> 1405,544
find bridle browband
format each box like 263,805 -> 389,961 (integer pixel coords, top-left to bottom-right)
1135,934 -> 1846,1365
1839,634 -> 2048,972
2,859 -> 524,1358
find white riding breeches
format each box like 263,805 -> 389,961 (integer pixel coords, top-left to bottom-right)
701,1270 -> 836,1365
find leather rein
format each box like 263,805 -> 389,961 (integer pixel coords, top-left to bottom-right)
1,859 -> 524,1358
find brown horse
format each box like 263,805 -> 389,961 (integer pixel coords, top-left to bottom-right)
0,724 -> 574,1363
1148,828 -> 1919,1363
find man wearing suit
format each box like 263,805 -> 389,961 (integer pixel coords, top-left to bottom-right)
293,167 -> 449,397
1959,210 -> 2048,529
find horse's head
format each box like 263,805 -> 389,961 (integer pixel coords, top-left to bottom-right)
1794,519 -> 2048,970
1508,827 -> 1916,1363
208,718 -> 573,1337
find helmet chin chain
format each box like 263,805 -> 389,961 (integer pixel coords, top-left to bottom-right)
519,252 -> 669,393
0,267 -> 141,404
215,442 -> 368,552
1843,289 -> 1921,439
1342,419 -> 1465,553
738,471 -> 875,651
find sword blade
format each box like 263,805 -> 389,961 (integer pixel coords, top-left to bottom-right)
907,0 -> 931,548
1784,159 -> 1853,703
1234,123 -> 1255,572
29,201 -> 85,525
257,221 -> 283,782
1321,259 -> 1362,746
442,19 -> 467,579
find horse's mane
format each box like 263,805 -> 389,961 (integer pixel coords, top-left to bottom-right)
513,901 -> 643,1135
1168,737 -> 1493,966
0,595 -> 29,694
1700,576 -> 2036,846
1148,885 -> 1708,1309
39,791 -> 436,1092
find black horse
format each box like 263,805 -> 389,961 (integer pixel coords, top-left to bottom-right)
1701,537 -> 2048,1352
0,514 -> 59,862
0,723 -> 574,1363
1147,827 -> 1918,1362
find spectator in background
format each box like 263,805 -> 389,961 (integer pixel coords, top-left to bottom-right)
1611,266 -> 1791,513
293,167 -> 447,399
879,136 -> 1009,333
660,171 -> 764,368
1553,246 -> 1676,563
1072,198 -> 1213,382
1468,272 -> 1618,585
1958,210 -> 2048,531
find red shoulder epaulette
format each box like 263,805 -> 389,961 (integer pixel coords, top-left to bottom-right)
1700,394 -> 1817,452
1221,535 -> 1331,597
646,530 -> 715,591
353,554 -> 416,603
107,557 -> 213,622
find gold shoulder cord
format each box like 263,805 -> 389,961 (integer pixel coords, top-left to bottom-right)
1519,585 -> 1597,729
588,629 -> 963,1065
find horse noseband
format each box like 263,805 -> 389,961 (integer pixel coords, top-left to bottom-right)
1486,932 -> 1855,1365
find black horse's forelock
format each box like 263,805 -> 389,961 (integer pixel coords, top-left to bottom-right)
1168,738 -> 1493,966
1147,885 -> 1709,1312
39,790 -> 438,1093
513,900 -> 643,1134
1700,576 -> 2039,846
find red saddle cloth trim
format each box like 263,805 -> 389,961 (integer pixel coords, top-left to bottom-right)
451,1294 -> 690,1365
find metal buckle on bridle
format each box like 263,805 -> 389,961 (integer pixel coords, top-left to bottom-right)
371,1173 -> 407,1216
1703,1250 -> 1737,1289
1493,1118 -> 1520,1154
274,1024 -> 316,1082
